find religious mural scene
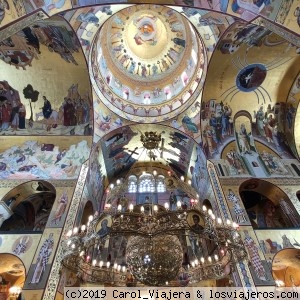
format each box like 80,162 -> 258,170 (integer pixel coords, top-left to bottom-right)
0,0 -> 299,299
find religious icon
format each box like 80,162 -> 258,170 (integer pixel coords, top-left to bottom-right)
95,215 -> 112,238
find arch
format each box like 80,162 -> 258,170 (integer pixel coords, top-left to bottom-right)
291,164 -> 300,176
0,181 -> 56,231
239,179 -> 300,229
0,253 -> 26,299
80,201 -> 93,226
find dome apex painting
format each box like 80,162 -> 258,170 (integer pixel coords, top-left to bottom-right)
91,4 -> 206,122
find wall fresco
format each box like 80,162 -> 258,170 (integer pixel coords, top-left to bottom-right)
0,233 -> 41,272
0,16 -> 93,136
255,229 -> 300,261
23,227 -> 61,290
0,138 -> 90,179
239,226 -> 274,286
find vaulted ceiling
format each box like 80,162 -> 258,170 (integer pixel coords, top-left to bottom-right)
0,0 -> 299,182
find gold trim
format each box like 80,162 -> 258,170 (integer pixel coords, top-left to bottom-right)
43,162 -> 88,300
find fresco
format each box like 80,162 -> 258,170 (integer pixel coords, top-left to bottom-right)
0,16 -> 93,136
227,0 -> 282,21
0,233 -> 41,272
22,0 -> 72,16
0,0 -> 26,29
275,0 -> 300,34
286,74 -> 300,159
189,144 -> 211,199
100,126 -> 139,180
23,227 -> 61,290
87,144 -> 106,207
226,187 -> 250,225
255,229 -> 300,261
201,23 -> 298,160
46,187 -> 72,227
0,139 -> 90,179
239,226 -> 274,285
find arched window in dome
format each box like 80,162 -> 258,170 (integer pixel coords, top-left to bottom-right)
128,175 -> 137,193
138,174 -> 155,193
156,175 -> 166,193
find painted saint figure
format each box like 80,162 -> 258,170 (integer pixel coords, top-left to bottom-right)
30,233 -> 54,284
227,189 -> 247,224
51,192 -> 68,225
243,230 -> 268,281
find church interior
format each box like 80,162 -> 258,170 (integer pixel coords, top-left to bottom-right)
0,0 -> 300,299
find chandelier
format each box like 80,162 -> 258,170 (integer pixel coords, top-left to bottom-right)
61,196 -> 247,286
60,131 -> 247,286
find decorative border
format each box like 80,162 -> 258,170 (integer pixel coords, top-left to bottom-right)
0,180 -> 77,189
207,161 -> 231,220
43,162 -> 88,300
219,177 -> 300,186
0,11 -> 47,42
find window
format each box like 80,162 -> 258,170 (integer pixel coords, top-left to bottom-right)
138,174 -> 155,193
128,175 -> 137,193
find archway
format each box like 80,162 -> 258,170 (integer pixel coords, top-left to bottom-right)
239,179 -> 300,229
0,253 -> 25,300
0,180 -> 56,231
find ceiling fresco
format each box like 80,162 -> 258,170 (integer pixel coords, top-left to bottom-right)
91,5 -> 206,123
0,0 -> 299,182
0,16 -> 93,136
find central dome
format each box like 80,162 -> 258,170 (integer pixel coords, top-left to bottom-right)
91,5 -> 206,123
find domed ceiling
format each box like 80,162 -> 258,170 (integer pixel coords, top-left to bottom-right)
91,5 -> 206,123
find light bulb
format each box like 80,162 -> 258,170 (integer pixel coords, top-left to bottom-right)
180,176 -> 184,181
117,265 -> 121,272
116,179 -> 120,185
81,225 -> 86,231
88,215 -> 93,221
114,263 -> 118,269
202,205 -> 207,212
92,260 -> 97,266
153,170 -> 157,176
208,256 -> 212,263
66,230 -> 72,237
177,200 -> 181,208
107,261 -> 110,268
129,204 -> 133,211
200,257 -> 205,263
214,255 -> 219,261
226,219 -> 231,225
154,205 -> 158,212
117,204 -> 122,211
79,251 -> 85,257
188,179 -> 191,185
217,218 -> 222,224
99,261 -> 103,268
73,227 -> 78,234
208,209 -> 212,215
141,206 -> 144,213
122,266 -> 126,273
110,183 -> 114,189
164,202 -> 169,210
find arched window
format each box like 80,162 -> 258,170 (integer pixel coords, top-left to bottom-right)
138,174 -> 155,193
128,175 -> 137,193
156,175 -> 166,193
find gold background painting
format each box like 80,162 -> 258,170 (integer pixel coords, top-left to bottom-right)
0,233 -> 42,273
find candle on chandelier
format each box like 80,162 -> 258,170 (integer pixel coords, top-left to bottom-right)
129,203 -> 134,211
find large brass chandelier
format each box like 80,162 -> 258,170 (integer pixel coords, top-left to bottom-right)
61,132 -> 247,286
61,197 -> 247,286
